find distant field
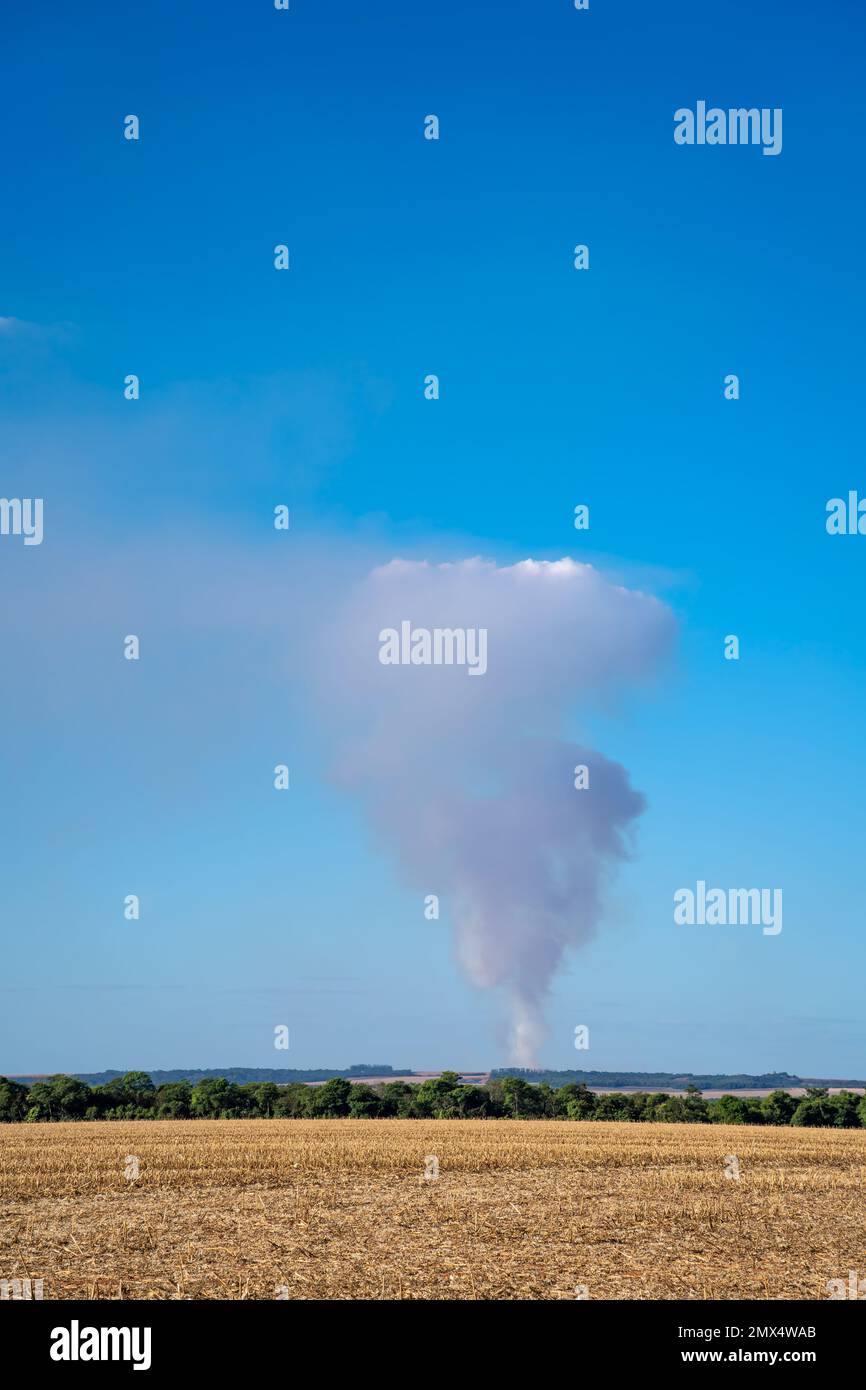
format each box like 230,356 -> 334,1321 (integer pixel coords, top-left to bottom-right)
588,1087 -> 866,1099
1,1119 -> 864,1300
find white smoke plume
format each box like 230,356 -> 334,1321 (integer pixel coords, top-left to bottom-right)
313,557 -> 675,1065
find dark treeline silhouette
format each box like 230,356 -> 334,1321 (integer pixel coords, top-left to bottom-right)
50,1065 -> 415,1088
1,1072 -> 864,1128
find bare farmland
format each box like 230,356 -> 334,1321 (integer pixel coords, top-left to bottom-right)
1,1119 -> 863,1300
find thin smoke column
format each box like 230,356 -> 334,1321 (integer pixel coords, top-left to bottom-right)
314,557 -> 675,1065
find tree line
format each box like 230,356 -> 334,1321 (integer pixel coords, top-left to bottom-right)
1,1071 -> 864,1127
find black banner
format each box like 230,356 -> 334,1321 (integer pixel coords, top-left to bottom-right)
4,1298 -> 860,1375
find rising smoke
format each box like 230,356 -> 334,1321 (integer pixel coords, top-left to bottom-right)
313,557 -> 675,1065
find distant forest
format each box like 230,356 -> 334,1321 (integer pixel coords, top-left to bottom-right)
488,1069 -> 866,1090
10,1066 -> 864,1090
38,1065 -> 416,1087
2,1071 -> 865,1129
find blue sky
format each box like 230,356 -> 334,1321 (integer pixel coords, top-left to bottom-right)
1,0 -> 864,1076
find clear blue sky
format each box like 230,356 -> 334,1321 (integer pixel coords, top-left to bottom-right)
1,0 -> 864,1076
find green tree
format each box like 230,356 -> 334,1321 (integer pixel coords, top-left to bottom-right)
26,1075 -> 92,1121
190,1077 -> 246,1118
642,1093 -> 672,1122
626,1092 -> 651,1122
347,1084 -> 383,1118
452,1085 -> 489,1118
0,1077 -> 30,1122
118,1071 -> 155,1099
593,1092 -> 633,1121
249,1082 -> 280,1118
534,1083 -> 557,1118
500,1075 -> 538,1118
308,1077 -> 352,1118
761,1090 -> 798,1125
413,1072 -> 463,1118
562,1083 -> 596,1120
682,1084 -> 709,1123
552,1083 -> 579,1118
710,1094 -> 761,1125
377,1082 -> 416,1118
830,1091 -> 861,1128
654,1095 -> 690,1123
482,1080 -> 506,1118
791,1096 -> 837,1128
274,1083 -> 312,1118
154,1082 -> 192,1119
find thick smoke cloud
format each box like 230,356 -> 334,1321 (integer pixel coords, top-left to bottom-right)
313,557 -> 675,1064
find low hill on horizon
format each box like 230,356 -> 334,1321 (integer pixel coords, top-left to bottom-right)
8,1065 -> 416,1086
8,1065 -> 866,1091
489,1068 -> 866,1090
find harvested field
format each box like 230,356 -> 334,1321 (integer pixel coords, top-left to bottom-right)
1,1119 -> 864,1300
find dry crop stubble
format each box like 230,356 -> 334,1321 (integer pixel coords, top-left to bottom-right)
1,1119 -> 864,1299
